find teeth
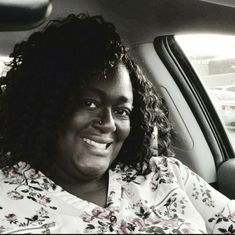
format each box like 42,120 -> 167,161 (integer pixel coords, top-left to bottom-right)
83,138 -> 107,150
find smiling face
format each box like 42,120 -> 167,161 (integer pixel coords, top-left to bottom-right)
54,63 -> 133,182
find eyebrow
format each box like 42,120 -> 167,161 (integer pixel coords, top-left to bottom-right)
81,87 -> 133,104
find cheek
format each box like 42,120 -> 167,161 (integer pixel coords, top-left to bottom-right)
117,121 -> 131,141
63,112 -> 91,131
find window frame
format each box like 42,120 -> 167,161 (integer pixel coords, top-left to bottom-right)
154,35 -> 235,168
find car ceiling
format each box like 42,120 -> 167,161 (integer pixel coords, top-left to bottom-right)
0,0 -> 235,56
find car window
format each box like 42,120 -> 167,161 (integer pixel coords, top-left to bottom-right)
175,34 -> 235,152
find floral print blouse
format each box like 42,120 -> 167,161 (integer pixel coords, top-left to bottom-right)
0,156 -> 234,234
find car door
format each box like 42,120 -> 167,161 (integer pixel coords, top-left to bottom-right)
154,35 -> 235,198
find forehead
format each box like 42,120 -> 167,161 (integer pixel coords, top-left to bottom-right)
83,63 -> 133,103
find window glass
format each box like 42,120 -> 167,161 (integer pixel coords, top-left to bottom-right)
0,56 -> 11,76
0,56 -> 11,92
175,34 -> 235,150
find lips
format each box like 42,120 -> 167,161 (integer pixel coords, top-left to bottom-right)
82,137 -> 112,150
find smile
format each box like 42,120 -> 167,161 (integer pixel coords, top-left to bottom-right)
82,138 -> 111,150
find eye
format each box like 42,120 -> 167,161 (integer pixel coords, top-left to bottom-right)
82,99 -> 98,109
114,107 -> 131,119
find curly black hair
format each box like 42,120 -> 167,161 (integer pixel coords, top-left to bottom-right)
0,13 -> 174,175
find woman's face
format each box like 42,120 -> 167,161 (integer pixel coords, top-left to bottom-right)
56,63 -> 133,182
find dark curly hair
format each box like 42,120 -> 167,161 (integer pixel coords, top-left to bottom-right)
0,13 -> 174,175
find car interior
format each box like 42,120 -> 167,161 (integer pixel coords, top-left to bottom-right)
1,0 -> 235,199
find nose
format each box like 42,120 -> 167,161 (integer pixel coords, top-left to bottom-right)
94,108 -> 117,133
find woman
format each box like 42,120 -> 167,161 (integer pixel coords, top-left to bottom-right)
0,13 -> 234,234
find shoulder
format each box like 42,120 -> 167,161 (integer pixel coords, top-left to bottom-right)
113,156 -> 188,177
149,156 -> 187,172
0,161 -> 58,192
141,157 -> 191,194
0,161 -> 30,181
150,156 -> 201,190
113,156 -> 190,187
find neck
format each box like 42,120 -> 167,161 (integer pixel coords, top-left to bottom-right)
45,165 -> 109,207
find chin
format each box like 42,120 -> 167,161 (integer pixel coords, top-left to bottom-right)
76,160 -> 110,179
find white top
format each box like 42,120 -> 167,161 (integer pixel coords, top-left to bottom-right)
0,156 -> 234,234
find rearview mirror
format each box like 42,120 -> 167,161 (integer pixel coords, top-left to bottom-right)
0,0 -> 52,31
